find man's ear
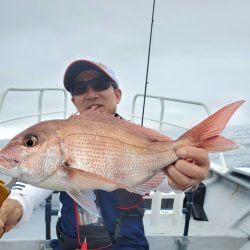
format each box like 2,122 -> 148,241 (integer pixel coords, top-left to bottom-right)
71,96 -> 76,106
115,89 -> 122,104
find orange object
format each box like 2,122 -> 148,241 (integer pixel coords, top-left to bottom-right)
0,180 -> 9,207
76,238 -> 88,250
0,179 -> 9,238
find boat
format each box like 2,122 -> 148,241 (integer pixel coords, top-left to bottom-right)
0,87 -> 249,250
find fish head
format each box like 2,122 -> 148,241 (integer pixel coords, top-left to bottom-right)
0,120 -> 64,184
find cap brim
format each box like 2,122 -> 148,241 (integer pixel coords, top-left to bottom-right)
64,59 -> 117,92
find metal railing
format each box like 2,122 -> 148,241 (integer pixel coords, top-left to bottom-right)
132,94 -> 211,131
0,87 -> 68,126
131,94 -> 228,227
132,94 -> 228,171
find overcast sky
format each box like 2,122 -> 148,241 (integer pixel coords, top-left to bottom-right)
0,0 -> 249,138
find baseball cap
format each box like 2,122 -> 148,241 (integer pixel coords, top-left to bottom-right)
63,59 -> 119,93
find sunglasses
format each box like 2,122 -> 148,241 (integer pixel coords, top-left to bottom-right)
71,78 -> 117,96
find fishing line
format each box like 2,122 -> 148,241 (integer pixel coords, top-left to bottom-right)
141,0 -> 156,126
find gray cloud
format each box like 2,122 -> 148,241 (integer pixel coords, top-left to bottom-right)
0,0 -> 249,134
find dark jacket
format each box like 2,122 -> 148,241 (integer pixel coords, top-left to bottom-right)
51,190 -> 149,250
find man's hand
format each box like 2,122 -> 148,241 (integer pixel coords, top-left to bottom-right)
0,198 -> 23,237
164,146 -> 210,191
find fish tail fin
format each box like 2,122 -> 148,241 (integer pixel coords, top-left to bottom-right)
178,100 -> 245,152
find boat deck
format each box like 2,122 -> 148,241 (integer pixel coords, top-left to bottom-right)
1,171 -> 249,250
0,205 -> 249,250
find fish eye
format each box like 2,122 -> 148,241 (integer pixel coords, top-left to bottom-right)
24,136 -> 38,147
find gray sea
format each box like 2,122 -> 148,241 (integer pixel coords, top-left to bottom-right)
210,124 -> 250,169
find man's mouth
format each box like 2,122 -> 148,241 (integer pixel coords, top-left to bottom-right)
88,105 -> 103,111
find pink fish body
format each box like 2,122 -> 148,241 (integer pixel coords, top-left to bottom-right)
0,100 -> 245,200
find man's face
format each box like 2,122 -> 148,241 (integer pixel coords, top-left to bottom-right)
71,70 -> 122,114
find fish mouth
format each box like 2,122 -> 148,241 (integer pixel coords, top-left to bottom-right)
0,153 -> 20,169
0,154 -> 48,185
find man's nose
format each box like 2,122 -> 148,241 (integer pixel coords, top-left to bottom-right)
85,87 -> 99,99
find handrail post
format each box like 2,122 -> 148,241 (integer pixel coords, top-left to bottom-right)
150,191 -> 162,227
158,97 -> 165,131
38,89 -> 45,122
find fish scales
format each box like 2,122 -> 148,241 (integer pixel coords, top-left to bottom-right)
62,123 -> 176,187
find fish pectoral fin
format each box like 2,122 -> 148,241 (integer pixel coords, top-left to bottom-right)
131,171 -> 166,195
67,190 -> 100,217
62,159 -> 72,167
67,168 -> 130,192
66,169 -> 132,215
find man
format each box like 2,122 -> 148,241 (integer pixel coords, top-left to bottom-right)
0,59 -> 209,249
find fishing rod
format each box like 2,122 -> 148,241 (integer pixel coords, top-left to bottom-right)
141,0 -> 156,126
141,3 -> 198,250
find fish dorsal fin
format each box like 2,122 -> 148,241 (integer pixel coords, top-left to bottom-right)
68,110 -> 172,142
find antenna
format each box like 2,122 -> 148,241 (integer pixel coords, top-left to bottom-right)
141,0 -> 156,126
